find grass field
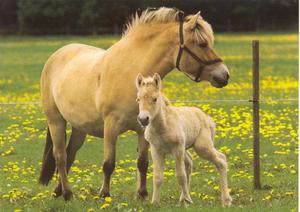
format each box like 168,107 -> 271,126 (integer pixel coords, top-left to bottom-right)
0,32 -> 298,211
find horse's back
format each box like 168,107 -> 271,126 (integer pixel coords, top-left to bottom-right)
41,43 -> 105,79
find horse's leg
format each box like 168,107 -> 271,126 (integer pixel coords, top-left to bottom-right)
99,117 -> 120,197
137,134 -> 149,198
173,146 -> 193,203
48,119 -> 73,201
180,151 -> 193,201
54,127 -> 86,197
150,146 -> 165,204
193,131 -> 232,206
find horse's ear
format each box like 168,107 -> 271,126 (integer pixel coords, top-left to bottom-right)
186,11 -> 201,31
136,73 -> 143,88
153,73 -> 161,89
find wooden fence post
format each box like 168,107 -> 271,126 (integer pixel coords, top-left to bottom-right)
252,40 -> 261,189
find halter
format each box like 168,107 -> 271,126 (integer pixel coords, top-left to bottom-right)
175,12 -> 223,82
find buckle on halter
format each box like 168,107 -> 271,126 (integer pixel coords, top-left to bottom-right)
180,44 -> 185,48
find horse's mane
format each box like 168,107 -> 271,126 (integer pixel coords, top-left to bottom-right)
123,7 -> 214,44
123,7 -> 180,36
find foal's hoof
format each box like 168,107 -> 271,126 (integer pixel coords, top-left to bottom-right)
54,185 -> 62,198
151,199 -> 160,204
222,196 -> 232,207
179,194 -> 193,204
63,190 -> 73,201
137,189 -> 148,199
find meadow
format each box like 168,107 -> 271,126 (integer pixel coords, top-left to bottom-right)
0,32 -> 298,211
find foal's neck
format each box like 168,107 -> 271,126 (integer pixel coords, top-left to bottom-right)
151,98 -> 169,131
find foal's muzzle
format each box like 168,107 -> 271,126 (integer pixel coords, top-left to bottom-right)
137,114 -> 149,127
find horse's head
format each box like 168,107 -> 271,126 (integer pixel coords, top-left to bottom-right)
135,73 -> 163,127
174,11 -> 229,88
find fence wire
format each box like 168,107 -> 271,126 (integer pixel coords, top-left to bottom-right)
0,99 -> 297,106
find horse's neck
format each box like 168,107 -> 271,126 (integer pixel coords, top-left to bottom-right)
110,24 -> 177,78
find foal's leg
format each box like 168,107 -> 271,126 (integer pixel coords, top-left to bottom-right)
184,151 -> 193,186
180,151 -> 193,201
193,131 -> 232,206
48,119 -> 73,201
173,147 -> 193,203
137,134 -> 149,198
150,146 -> 165,204
99,117 -> 120,197
54,127 -> 86,197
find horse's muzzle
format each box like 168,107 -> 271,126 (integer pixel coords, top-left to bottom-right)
212,73 -> 229,88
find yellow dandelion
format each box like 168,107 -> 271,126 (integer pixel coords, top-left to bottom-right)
104,196 -> 112,203
213,186 -> 219,191
2,194 -> 9,198
265,195 -> 271,200
100,203 -> 110,209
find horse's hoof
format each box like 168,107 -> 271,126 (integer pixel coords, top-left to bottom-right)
137,189 -> 148,199
54,185 -> 62,198
99,189 -> 110,198
63,190 -> 73,201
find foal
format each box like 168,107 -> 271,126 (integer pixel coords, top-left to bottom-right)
135,73 -> 232,206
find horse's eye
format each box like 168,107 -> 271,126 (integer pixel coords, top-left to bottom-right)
153,98 -> 157,103
199,43 -> 208,48
136,98 -> 140,102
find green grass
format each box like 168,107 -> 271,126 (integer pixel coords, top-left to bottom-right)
0,32 -> 298,211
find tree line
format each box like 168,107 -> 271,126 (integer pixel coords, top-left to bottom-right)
0,0 -> 298,35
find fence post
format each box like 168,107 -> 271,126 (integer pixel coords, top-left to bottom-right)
252,40 -> 261,189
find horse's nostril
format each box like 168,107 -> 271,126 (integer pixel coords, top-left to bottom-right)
226,73 -> 230,80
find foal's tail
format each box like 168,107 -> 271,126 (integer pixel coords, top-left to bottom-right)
39,127 -> 56,185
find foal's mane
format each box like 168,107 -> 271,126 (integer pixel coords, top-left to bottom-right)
161,93 -> 171,106
123,7 -> 214,44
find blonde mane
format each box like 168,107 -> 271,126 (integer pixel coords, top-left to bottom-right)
123,7 -> 214,44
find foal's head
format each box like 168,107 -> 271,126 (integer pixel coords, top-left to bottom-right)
135,73 -> 164,127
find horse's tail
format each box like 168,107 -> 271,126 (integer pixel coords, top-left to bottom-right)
39,127 -> 56,185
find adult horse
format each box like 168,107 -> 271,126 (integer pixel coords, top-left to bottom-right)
39,7 -> 230,201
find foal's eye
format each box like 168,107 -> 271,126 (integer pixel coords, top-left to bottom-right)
153,98 -> 157,103
198,42 -> 208,48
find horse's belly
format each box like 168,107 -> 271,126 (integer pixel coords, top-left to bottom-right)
56,100 -> 104,137
70,118 -> 104,137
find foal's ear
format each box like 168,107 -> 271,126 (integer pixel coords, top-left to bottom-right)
153,73 -> 161,89
186,11 -> 201,31
136,73 -> 143,88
